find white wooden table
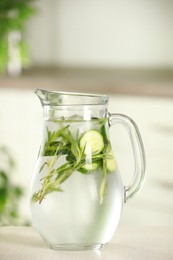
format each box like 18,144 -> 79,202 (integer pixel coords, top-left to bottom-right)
0,226 -> 173,260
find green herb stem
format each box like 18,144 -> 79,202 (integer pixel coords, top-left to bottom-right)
32,119 -> 115,204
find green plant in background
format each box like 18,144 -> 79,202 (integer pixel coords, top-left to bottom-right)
0,0 -> 36,73
0,146 -> 24,226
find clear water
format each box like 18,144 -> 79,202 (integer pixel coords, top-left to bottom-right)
30,119 -> 124,249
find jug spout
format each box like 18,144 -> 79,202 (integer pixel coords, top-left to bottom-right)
35,89 -> 45,106
35,89 -> 64,106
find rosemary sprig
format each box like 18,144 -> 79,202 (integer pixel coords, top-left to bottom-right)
32,119 -> 115,204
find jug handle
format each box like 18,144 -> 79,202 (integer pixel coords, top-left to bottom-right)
109,113 -> 146,202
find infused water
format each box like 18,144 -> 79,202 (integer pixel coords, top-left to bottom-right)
30,119 -> 124,249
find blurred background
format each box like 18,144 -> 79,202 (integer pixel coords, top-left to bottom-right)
0,0 -> 173,227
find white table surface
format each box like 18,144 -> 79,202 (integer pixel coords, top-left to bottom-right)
0,226 -> 173,260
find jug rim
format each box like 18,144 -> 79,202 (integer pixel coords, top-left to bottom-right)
35,89 -> 109,106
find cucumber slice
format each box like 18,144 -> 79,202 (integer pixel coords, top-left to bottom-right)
80,130 -> 104,155
78,162 -> 99,174
106,149 -> 117,172
82,162 -> 99,171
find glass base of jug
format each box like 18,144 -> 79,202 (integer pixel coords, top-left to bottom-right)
49,243 -> 106,251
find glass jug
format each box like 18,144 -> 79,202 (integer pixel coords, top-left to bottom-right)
30,89 -> 146,250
